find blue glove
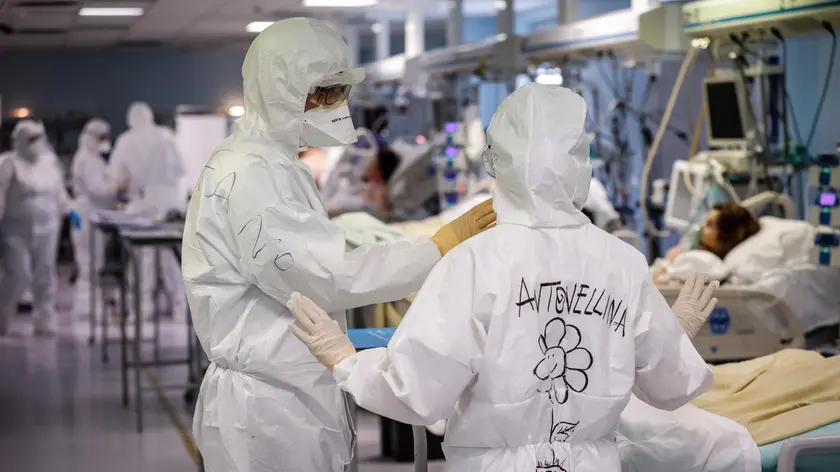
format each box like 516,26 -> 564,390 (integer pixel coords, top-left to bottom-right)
68,210 -> 82,230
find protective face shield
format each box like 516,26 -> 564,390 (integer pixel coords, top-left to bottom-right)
683,223 -> 704,250
568,132 -> 593,211
301,81 -> 357,150
481,145 -> 497,178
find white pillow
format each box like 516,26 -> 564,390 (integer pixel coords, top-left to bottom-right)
723,217 -> 815,283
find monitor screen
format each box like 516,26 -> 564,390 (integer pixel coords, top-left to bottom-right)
705,80 -> 746,142
819,192 -> 837,207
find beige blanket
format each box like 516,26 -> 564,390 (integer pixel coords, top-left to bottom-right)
692,349 -> 840,445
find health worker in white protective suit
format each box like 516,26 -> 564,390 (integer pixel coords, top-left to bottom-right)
181,17 -> 496,472
98,102 -> 187,319
583,178 -> 621,232
287,83 -> 719,472
0,120 -> 81,336
70,118 -> 115,317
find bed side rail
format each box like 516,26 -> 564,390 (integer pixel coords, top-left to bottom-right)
658,286 -> 806,362
777,434 -> 840,472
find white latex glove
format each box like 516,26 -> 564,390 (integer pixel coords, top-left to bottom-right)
287,292 -> 357,370
671,274 -> 719,339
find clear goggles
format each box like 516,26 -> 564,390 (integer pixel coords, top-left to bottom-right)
481,145 -> 497,178
308,83 -> 353,109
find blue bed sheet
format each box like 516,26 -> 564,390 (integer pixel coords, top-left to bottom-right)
760,422 -> 840,472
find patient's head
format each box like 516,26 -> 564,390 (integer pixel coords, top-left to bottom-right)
699,203 -> 761,259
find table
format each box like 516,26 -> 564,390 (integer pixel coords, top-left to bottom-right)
118,223 -> 204,433
88,215 -> 203,433
87,218 -> 162,365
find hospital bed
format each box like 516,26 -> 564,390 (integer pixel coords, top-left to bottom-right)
655,196 -> 840,362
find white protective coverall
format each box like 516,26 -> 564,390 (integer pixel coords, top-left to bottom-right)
0,120 -> 73,334
71,118 -> 114,316
332,84 -> 712,472
181,18 -> 442,472
103,102 -> 187,318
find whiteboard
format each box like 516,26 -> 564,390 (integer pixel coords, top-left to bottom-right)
175,113 -> 229,200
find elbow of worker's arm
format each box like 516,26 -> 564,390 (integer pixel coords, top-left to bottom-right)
634,335 -> 712,411
332,238 -> 441,305
334,345 -> 469,426
633,279 -> 713,411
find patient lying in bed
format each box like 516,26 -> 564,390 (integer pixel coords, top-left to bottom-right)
653,203 -> 761,285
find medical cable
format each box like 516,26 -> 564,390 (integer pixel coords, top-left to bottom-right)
769,28 -> 795,191
681,50 -> 716,199
676,48 -> 716,199
640,45 -> 698,238
806,22 -> 836,150
596,52 -> 620,99
724,35 -> 774,198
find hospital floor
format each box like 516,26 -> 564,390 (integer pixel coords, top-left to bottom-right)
0,270 -> 444,471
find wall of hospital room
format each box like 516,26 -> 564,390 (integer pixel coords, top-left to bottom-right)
0,47 -> 245,135
786,34 -> 840,157
0,27 -> 447,136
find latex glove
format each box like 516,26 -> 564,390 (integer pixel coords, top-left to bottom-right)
671,274 -> 719,339
431,198 -> 496,256
287,292 -> 356,370
68,210 -> 82,230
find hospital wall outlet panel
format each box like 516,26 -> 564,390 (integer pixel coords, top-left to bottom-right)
809,167 -> 840,188
810,245 -> 840,268
809,154 -> 840,266
809,206 -> 840,227
437,122 -> 470,209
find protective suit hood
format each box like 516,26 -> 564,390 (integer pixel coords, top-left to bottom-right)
12,120 -> 49,162
487,83 -> 592,228
127,102 -> 154,129
79,118 -> 110,153
240,17 -> 365,151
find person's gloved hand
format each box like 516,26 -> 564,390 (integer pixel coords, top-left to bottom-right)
671,274 -> 719,339
431,198 -> 496,256
287,292 -> 356,371
68,210 -> 82,230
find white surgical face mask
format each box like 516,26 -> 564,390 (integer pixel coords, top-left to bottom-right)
300,104 -> 357,151
98,141 -> 112,154
18,137 -> 49,162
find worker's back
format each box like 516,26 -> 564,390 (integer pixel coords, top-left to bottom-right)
374,83 -> 711,471
440,222 -> 652,471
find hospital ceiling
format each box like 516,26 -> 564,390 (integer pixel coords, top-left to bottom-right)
0,0 -> 554,49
